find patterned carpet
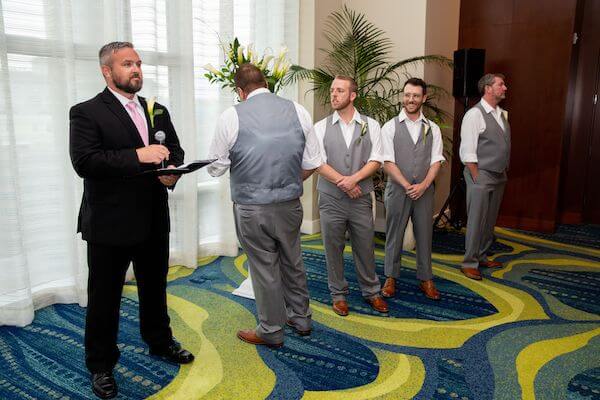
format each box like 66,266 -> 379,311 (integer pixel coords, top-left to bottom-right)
0,225 -> 599,399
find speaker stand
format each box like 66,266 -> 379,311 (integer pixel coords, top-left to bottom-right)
433,96 -> 471,231
434,176 -> 466,230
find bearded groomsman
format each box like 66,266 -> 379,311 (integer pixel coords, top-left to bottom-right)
314,76 -> 388,317
380,78 -> 445,300
459,73 -> 510,280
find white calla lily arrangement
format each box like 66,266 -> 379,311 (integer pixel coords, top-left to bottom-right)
203,37 -> 291,96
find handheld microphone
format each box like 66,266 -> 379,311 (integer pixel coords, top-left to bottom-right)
154,130 -> 166,168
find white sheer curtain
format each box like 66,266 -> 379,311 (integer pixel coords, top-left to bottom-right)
0,0 -> 299,327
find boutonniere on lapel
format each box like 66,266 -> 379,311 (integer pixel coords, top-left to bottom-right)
146,96 -> 164,128
356,120 -> 368,145
422,121 -> 430,142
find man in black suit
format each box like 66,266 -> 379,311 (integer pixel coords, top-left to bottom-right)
69,42 -> 194,399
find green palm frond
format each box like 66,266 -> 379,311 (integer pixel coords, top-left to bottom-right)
287,5 -> 453,127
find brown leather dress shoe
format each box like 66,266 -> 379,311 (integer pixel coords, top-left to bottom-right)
381,277 -> 396,298
286,321 -> 311,336
332,300 -> 349,316
419,280 -> 441,300
461,267 -> 482,280
479,260 -> 502,268
237,329 -> 283,348
366,296 -> 389,313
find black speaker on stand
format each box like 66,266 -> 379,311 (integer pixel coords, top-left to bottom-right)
434,48 -> 485,230
453,48 -> 486,98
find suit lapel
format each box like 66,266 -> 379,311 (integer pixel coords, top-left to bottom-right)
101,88 -> 145,147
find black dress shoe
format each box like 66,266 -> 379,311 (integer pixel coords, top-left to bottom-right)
91,371 -> 117,399
150,342 -> 195,364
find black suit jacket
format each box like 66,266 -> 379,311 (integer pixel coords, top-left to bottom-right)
69,88 -> 185,246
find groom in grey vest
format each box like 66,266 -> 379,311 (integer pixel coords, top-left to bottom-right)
207,64 -> 322,347
381,78 -> 445,300
314,76 -> 388,316
459,73 -> 511,280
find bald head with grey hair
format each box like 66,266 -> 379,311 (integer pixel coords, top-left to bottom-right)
99,41 -> 134,66
478,73 -> 506,96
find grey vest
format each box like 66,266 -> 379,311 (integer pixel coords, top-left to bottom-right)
317,114 -> 374,199
230,92 -> 305,205
386,118 -> 432,194
474,103 -> 511,173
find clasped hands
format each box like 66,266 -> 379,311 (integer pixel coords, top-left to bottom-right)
405,182 -> 427,200
336,175 -> 363,199
135,144 -> 179,187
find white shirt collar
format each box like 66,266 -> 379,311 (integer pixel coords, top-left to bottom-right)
480,98 -> 503,115
247,87 -> 271,99
398,108 -> 427,124
332,108 -> 362,125
108,86 -> 141,108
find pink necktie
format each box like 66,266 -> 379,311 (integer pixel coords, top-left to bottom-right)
126,101 -> 149,146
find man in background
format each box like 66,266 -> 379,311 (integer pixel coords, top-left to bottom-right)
459,73 -> 510,280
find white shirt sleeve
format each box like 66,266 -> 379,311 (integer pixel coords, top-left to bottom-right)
367,118 -> 383,164
294,102 -> 323,170
313,118 -> 328,164
429,121 -> 446,165
207,106 -> 238,177
381,119 -> 396,163
459,107 -> 485,164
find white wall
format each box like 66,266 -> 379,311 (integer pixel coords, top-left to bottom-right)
344,0 -> 427,77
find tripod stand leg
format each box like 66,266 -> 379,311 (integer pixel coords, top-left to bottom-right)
433,177 -> 465,229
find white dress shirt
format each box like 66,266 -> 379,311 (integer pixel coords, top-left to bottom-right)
108,87 -> 148,134
381,108 -> 445,165
459,99 -> 507,164
312,109 -> 384,164
207,88 -> 323,177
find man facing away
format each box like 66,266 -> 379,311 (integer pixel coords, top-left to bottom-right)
380,78 -> 445,300
69,42 -> 194,399
207,63 -> 322,347
314,76 -> 389,317
459,73 -> 510,280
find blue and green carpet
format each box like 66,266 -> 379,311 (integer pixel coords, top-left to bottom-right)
1,226 -> 599,399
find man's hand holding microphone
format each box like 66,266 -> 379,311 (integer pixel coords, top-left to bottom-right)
135,130 -> 179,187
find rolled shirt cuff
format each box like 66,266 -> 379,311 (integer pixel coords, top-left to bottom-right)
367,153 -> 384,164
206,158 -> 230,177
382,153 -> 395,163
302,157 -> 323,170
430,155 -> 446,165
460,153 -> 478,164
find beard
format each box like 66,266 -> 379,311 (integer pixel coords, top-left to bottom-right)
114,74 -> 143,94
404,102 -> 422,113
331,96 -> 352,111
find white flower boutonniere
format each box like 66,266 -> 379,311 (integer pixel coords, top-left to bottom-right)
147,96 -> 164,129
356,120 -> 368,145
422,123 -> 430,142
